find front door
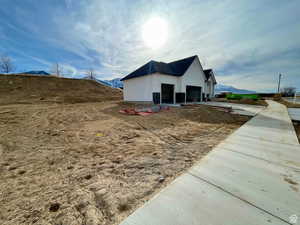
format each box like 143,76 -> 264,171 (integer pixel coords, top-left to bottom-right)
161,83 -> 174,104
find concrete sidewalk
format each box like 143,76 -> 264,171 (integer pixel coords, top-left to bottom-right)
120,100 -> 300,225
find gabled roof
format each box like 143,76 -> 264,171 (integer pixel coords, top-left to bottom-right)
121,55 -> 197,81
203,69 -> 212,81
204,69 -> 217,84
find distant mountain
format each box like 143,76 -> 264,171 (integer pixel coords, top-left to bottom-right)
95,78 -> 113,87
21,71 -> 50,75
81,76 -> 114,87
215,84 -> 256,94
87,77 -> 123,88
104,78 -> 123,88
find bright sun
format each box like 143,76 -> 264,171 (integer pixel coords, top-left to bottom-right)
142,17 -> 168,49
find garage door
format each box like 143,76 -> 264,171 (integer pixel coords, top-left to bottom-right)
186,85 -> 202,102
161,83 -> 174,104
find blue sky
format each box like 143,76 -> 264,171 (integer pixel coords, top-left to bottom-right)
1,0 -> 299,92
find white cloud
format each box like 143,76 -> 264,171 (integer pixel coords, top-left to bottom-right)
61,64 -> 78,77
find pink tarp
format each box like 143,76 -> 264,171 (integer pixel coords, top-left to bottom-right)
119,105 -> 170,116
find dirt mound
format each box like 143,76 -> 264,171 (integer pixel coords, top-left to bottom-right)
0,74 -> 122,104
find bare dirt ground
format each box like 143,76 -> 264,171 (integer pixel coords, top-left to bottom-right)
214,98 -> 268,106
0,75 -> 250,225
293,123 -> 300,142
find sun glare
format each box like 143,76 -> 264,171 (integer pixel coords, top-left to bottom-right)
142,17 -> 168,49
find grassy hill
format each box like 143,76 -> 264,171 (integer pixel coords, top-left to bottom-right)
0,74 -> 122,105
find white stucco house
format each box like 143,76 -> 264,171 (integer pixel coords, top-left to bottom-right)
121,55 -> 217,104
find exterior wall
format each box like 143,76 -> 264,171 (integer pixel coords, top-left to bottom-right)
152,73 -> 181,92
123,75 -> 154,101
206,79 -> 212,96
180,57 -> 206,101
210,80 -> 215,96
204,76 -> 216,98
204,81 -> 209,95
205,79 -> 215,97
206,79 -> 215,97
123,73 -> 181,102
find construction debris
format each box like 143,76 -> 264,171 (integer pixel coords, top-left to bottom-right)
183,104 -> 232,113
119,105 -> 170,116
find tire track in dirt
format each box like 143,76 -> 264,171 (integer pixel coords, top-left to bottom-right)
0,144 -> 3,157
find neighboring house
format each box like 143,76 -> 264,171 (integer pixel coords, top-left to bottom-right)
121,55 -> 217,104
203,69 -> 217,99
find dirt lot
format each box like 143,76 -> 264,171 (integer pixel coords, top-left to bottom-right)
0,75 -> 250,225
293,123 -> 300,142
214,98 -> 268,106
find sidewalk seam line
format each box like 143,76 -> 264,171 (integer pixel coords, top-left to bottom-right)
188,172 -> 292,225
227,133 -> 299,146
220,147 -> 300,171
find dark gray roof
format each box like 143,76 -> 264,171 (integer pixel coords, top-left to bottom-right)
203,69 -> 212,81
204,69 -> 217,84
121,55 -> 197,81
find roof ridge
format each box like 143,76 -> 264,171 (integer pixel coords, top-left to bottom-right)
168,55 -> 197,64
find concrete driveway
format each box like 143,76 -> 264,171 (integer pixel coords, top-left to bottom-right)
200,101 -> 265,116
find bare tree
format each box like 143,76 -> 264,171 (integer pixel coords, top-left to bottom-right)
0,55 -> 15,73
51,63 -> 63,77
86,68 -> 95,80
281,87 -> 296,97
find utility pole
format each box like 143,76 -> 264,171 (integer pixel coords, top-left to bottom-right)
56,63 -> 60,77
277,73 -> 282,93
